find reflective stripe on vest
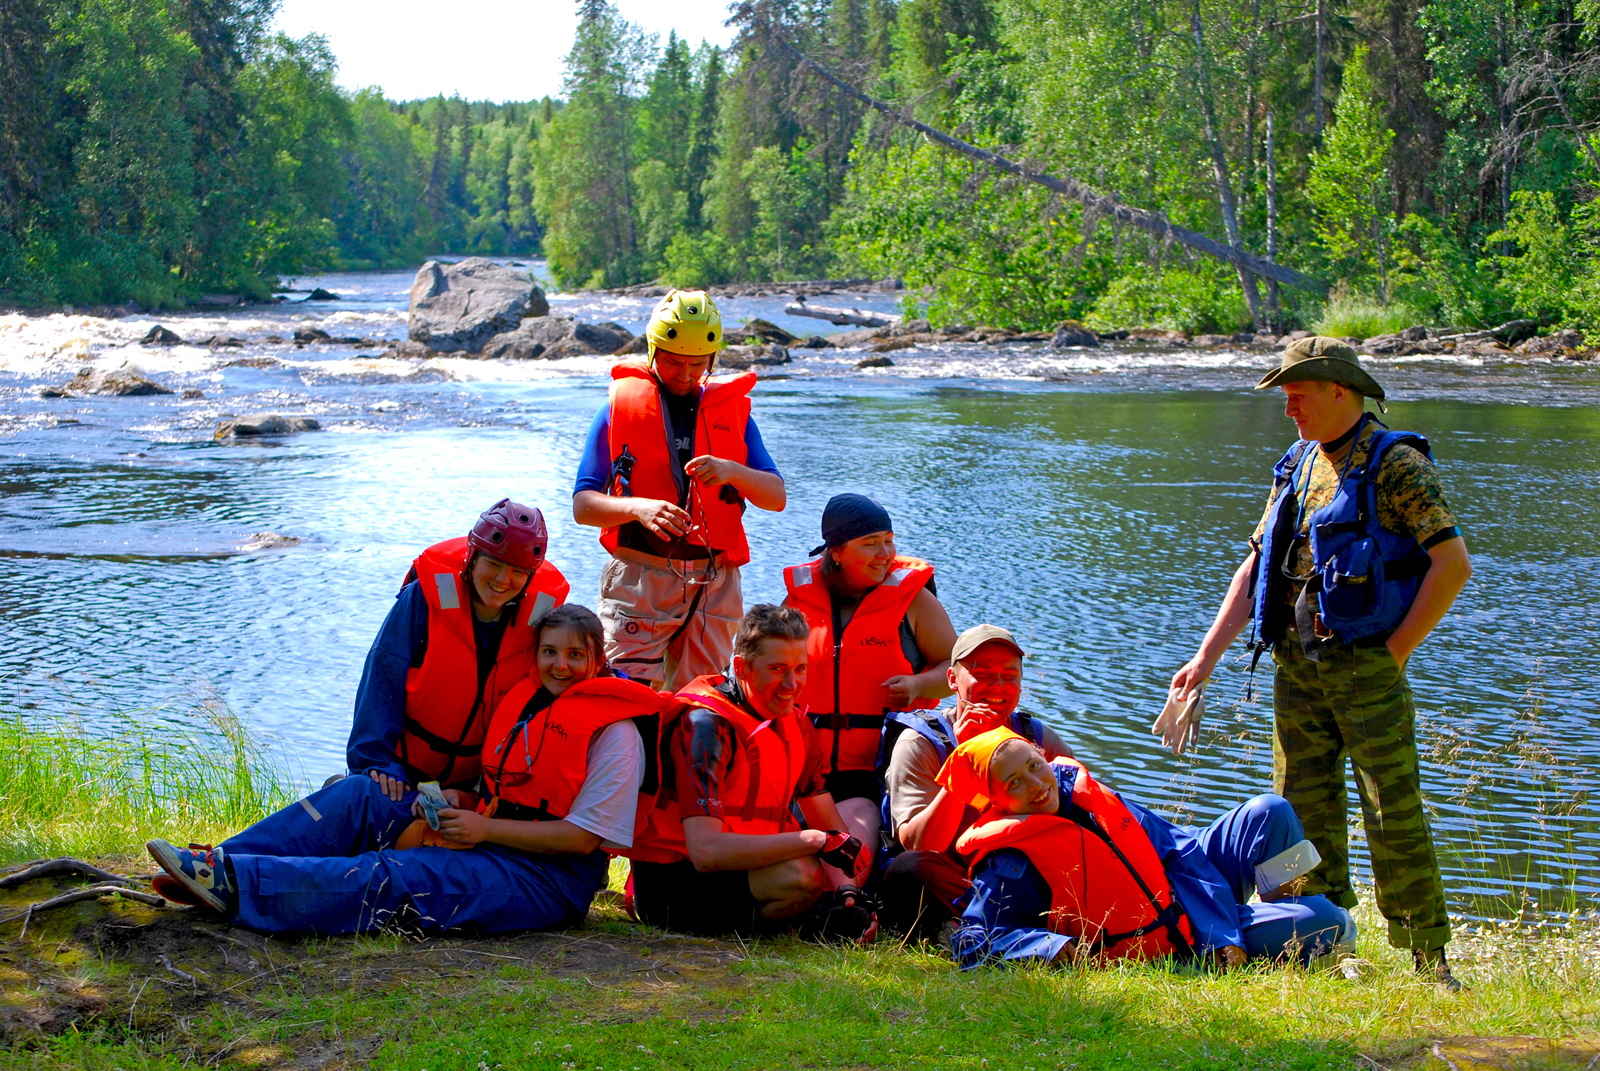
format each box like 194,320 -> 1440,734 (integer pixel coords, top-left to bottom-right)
399,536 -> 571,787
783,555 -> 936,776
957,758 -> 1194,961
479,675 -> 670,824
600,361 -> 756,567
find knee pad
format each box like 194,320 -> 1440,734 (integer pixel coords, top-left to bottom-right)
1255,838 -> 1322,899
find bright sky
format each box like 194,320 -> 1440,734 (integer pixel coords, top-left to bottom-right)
272,0 -> 738,103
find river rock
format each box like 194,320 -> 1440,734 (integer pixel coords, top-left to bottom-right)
826,327 -> 889,347
1050,320 -> 1100,348
795,335 -> 834,349
612,333 -> 649,355
718,344 -> 791,370
1191,334 -> 1234,347
240,531 -> 301,550
408,258 -> 548,353
305,288 -> 339,301
855,355 -> 895,369
1279,330 -> 1312,344
737,318 -> 798,345
1516,328 -> 1583,356
181,389 -> 205,399
47,366 -> 174,397
198,335 -> 246,348
1400,325 -> 1430,341
141,325 -> 183,345
215,414 -> 321,438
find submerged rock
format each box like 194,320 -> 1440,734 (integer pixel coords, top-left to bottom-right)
305,288 -> 340,301
215,414 -> 321,438
854,355 -> 895,369
1050,321 -> 1100,349
294,328 -> 331,344
240,531 -> 301,550
408,258 -> 548,353
141,325 -> 183,346
181,389 -> 205,399
45,365 -> 174,397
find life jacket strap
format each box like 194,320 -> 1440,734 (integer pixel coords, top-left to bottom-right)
403,717 -> 481,757
809,712 -> 887,731
487,798 -> 559,823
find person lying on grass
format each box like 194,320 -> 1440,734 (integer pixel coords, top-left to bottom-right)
939,727 -> 1354,970
147,605 -> 675,935
624,604 -> 877,942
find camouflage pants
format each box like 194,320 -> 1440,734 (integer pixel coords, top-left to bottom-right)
1272,635 -> 1451,952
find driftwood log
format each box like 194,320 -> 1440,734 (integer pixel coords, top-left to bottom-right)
776,38 -> 1326,298
785,302 -> 901,328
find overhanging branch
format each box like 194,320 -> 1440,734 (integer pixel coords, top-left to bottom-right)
776,37 -> 1327,297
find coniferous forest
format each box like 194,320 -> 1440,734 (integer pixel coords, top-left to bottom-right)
3,0 -> 1600,332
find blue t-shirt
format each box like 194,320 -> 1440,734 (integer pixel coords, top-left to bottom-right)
571,402 -> 780,496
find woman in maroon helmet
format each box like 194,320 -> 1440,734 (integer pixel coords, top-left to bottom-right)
146,500 -> 571,906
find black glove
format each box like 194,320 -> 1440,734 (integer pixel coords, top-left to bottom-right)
817,830 -> 864,872
798,886 -> 877,943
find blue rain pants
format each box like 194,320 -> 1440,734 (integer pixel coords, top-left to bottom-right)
218,774 -> 608,936
954,790 -> 1349,969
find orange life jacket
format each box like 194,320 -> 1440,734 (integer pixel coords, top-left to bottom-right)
783,555 -> 937,776
623,674 -> 812,863
399,536 -> 571,787
956,758 -> 1194,961
600,360 -> 756,566
479,675 -> 671,824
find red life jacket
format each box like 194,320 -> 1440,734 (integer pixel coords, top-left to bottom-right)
399,537 -> 571,787
600,360 -> 756,566
623,674 -> 812,863
956,758 -> 1194,961
479,675 -> 672,827
783,555 -> 937,776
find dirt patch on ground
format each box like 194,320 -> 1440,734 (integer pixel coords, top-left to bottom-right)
0,864 -> 745,1066
1381,1035 -> 1600,1070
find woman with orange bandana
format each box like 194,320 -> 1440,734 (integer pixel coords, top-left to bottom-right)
939,728 -> 1354,971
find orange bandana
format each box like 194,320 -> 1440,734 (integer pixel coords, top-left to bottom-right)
935,726 -> 1026,811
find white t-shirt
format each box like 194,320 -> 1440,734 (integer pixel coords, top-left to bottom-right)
565,720 -> 646,850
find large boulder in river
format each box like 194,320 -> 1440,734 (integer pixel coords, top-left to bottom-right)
42,365 -> 173,397
408,258 -> 548,353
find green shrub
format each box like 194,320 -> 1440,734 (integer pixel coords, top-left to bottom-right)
1085,263 -> 1250,335
1311,287 -> 1423,339
661,231 -> 735,288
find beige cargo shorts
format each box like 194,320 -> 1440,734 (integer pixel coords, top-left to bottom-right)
597,546 -> 744,691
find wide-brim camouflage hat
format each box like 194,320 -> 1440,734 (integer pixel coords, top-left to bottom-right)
1255,336 -> 1386,401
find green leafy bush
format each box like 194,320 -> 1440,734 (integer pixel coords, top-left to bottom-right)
1084,263 -> 1250,335
1311,287 -> 1424,339
661,232 -> 735,287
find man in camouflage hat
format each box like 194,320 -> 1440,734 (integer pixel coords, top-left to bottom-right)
1159,336 -> 1474,988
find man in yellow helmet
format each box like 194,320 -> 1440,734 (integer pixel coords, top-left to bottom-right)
572,289 -> 787,690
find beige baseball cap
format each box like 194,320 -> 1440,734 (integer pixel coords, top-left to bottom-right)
951,624 -> 1025,665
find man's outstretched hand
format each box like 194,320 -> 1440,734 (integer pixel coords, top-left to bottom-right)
1152,676 -> 1206,757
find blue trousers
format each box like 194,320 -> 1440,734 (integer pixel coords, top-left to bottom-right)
219,776 -> 608,936
1173,794 -> 1351,961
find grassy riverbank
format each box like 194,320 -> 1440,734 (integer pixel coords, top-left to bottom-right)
0,717 -> 1593,1069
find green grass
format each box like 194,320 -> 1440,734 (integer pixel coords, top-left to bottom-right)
0,715 -> 1591,1069
1312,291 -> 1425,340
0,704 -> 294,863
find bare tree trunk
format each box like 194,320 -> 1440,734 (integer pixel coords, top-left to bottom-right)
1266,112 -> 1282,328
1191,2 -> 1266,331
1314,0 -> 1326,141
1541,51 -> 1600,174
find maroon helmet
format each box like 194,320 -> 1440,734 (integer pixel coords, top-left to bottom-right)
467,499 -> 548,571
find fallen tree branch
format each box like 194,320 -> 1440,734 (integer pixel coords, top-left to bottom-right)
0,857 -> 135,888
785,301 -> 900,327
0,884 -> 167,927
775,37 -> 1327,297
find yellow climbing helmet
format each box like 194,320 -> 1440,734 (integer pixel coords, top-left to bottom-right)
645,288 -> 723,359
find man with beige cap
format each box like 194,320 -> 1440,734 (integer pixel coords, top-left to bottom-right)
875,623 -> 1075,940
1162,336 -> 1472,988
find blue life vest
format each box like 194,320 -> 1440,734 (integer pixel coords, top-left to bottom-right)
1254,423 -> 1434,645
875,708 -> 1048,835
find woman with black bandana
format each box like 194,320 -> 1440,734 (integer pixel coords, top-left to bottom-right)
782,493 -> 958,851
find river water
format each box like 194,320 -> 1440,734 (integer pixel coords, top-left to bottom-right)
2,261 -> 1597,918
